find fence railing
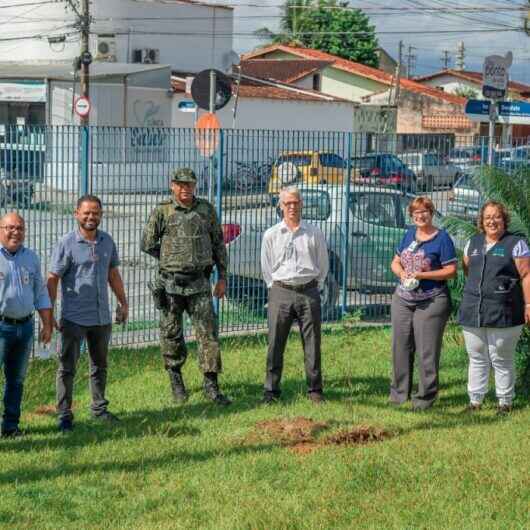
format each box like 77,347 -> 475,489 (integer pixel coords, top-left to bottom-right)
0,125 -> 528,350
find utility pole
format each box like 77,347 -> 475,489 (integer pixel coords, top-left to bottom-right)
456,41 -> 465,71
394,40 -> 404,105
441,50 -> 451,70
80,0 -> 90,126
406,45 -> 417,78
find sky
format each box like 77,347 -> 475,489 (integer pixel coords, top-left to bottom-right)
211,0 -> 530,84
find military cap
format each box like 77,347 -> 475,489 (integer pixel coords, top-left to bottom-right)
172,168 -> 197,183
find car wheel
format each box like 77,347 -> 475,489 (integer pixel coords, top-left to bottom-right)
320,270 -> 340,321
225,274 -> 268,317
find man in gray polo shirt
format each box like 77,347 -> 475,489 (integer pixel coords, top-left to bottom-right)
47,195 -> 128,433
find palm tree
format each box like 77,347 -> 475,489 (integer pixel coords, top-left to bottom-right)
444,164 -> 530,392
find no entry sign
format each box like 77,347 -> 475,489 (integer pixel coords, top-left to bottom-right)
74,96 -> 91,118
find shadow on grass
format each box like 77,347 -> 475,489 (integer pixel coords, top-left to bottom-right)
0,441 -> 278,487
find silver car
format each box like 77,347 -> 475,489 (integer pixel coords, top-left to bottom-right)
447,173 -> 482,221
223,185 -> 420,317
400,152 -> 461,189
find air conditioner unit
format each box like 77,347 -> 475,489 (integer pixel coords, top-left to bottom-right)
96,34 -> 117,62
132,48 -> 160,64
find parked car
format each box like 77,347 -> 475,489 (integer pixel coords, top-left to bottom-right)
223,185 -> 444,316
498,145 -> 530,173
448,146 -> 484,172
446,173 -> 482,221
351,153 -> 416,192
399,151 -> 460,189
268,151 -> 346,195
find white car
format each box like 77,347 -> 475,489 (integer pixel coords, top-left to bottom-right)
223,185 -> 424,317
399,152 -> 461,189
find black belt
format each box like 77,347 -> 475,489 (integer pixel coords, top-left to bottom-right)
0,313 -> 33,325
273,279 -> 318,292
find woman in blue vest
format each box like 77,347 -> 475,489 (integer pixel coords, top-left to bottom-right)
390,196 -> 457,410
458,200 -> 530,415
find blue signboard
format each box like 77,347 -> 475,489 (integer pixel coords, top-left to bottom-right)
464,99 -> 491,122
497,101 -> 530,125
465,99 -> 530,125
178,100 -> 198,113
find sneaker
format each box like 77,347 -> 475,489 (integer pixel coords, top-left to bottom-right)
93,411 -> 120,423
260,393 -> 279,405
308,391 -> 324,404
58,419 -> 74,433
1,427 -> 24,438
496,404 -> 512,416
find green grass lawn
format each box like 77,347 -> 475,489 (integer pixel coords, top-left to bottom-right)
1,325 -> 529,529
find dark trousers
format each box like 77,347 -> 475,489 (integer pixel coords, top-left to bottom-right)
390,292 -> 451,408
264,284 -> 322,396
56,319 -> 112,421
0,320 -> 33,432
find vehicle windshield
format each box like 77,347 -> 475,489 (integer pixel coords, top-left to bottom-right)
319,153 -> 345,168
350,192 -> 406,228
300,190 -> 331,220
276,154 -> 312,166
455,173 -> 477,190
512,148 -> 530,161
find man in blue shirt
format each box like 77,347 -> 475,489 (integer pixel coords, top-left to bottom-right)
0,212 -> 52,437
47,195 -> 128,433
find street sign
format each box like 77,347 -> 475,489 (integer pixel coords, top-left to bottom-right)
465,99 -> 530,125
464,99 -> 491,122
497,100 -> 530,125
178,100 -> 198,113
191,69 -> 232,111
74,96 -> 91,118
482,52 -> 512,99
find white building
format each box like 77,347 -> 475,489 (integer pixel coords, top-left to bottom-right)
0,0 -> 234,73
171,74 -> 356,132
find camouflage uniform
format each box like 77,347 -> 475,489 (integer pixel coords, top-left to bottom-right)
141,169 -> 228,377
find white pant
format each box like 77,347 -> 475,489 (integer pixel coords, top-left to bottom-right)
463,325 -> 523,406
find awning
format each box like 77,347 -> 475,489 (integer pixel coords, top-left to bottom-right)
0,81 -> 46,103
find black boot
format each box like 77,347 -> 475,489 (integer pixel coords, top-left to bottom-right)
168,369 -> 188,403
203,372 -> 231,406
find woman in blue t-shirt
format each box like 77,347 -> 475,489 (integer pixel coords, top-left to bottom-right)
389,196 -> 457,410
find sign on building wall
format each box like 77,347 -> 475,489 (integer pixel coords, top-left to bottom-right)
0,81 -> 46,102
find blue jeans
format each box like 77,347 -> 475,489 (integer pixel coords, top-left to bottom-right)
0,320 -> 33,432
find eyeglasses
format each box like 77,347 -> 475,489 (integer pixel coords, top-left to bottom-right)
0,225 -> 25,233
483,215 -> 503,222
411,210 -> 431,217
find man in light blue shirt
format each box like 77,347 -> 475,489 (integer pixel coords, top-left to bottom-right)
0,212 -> 52,437
48,195 -> 128,433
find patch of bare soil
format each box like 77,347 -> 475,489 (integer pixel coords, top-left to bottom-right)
255,417 -> 329,445
325,425 -> 392,446
251,418 -> 393,455
33,404 -> 57,416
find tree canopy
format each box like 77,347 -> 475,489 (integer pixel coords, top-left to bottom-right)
256,1 -> 379,68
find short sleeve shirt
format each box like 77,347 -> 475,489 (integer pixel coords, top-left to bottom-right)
50,230 -> 119,326
396,228 -> 457,301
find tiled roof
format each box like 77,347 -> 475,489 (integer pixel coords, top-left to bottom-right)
415,69 -> 530,96
171,76 -> 348,102
240,59 -> 332,83
242,44 -> 466,106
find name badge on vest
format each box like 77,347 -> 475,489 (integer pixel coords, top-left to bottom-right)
491,247 -> 506,257
22,270 -> 30,284
470,248 -> 480,257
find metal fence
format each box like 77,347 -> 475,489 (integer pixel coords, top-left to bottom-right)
0,125 -> 527,350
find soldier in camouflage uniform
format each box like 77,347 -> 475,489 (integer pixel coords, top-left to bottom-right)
141,168 -> 231,405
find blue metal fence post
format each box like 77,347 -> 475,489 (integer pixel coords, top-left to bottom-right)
213,129 -> 224,316
80,126 -> 90,195
340,132 -> 352,317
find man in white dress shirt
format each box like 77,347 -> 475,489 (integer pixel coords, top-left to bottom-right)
260,186 -> 329,404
